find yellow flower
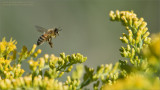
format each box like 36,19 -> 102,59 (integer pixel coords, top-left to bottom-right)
28,59 -> 39,71
101,74 -> 158,90
4,60 -> 11,67
0,38 -> 7,53
150,33 -> 160,57
0,37 -> 17,59
143,33 -> 160,66
24,75 -> 32,87
7,41 -> 16,52
28,44 -> 37,55
39,58 -> 45,69
0,57 -> 5,64
33,49 -> 42,57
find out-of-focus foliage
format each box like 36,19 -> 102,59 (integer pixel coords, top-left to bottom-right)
143,33 -> 160,76
0,10 -> 159,90
102,74 -> 160,90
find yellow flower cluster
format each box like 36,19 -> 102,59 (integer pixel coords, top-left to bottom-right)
0,38 -> 16,58
27,52 -> 87,79
150,33 -> 160,58
65,76 -> 80,90
78,63 -> 120,89
18,44 -> 41,63
110,10 -> 151,67
0,75 -> 69,90
110,10 -> 151,46
107,10 -> 160,90
0,38 -> 24,79
0,37 -> 88,89
101,74 -> 160,90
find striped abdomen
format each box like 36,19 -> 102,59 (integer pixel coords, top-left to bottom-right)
37,34 -> 48,46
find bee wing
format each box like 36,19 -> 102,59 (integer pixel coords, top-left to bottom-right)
35,25 -> 48,33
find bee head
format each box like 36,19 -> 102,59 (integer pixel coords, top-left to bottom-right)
54,28 -> 62,36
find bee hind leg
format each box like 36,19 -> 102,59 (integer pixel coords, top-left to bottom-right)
48,41 -> 53,48
47,36 -> 53,48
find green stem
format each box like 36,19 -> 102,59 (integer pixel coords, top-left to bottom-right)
57,62 -> 74,71
77,78 -> 92,89
41,65 -> 50,70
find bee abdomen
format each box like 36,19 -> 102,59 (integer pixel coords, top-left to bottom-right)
37,35 -> 46,45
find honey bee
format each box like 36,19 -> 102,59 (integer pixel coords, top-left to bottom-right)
35,25 -> 61,48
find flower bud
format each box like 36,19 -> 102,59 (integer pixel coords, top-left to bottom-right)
143,32 -> 150,39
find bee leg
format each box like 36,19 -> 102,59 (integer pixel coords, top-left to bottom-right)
48,37 -> 53,48
48,41 -> 53,48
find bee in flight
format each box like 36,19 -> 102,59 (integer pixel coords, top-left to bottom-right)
35,25 -> 61,48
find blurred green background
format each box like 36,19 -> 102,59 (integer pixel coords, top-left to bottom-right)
0,0 -> 159,84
